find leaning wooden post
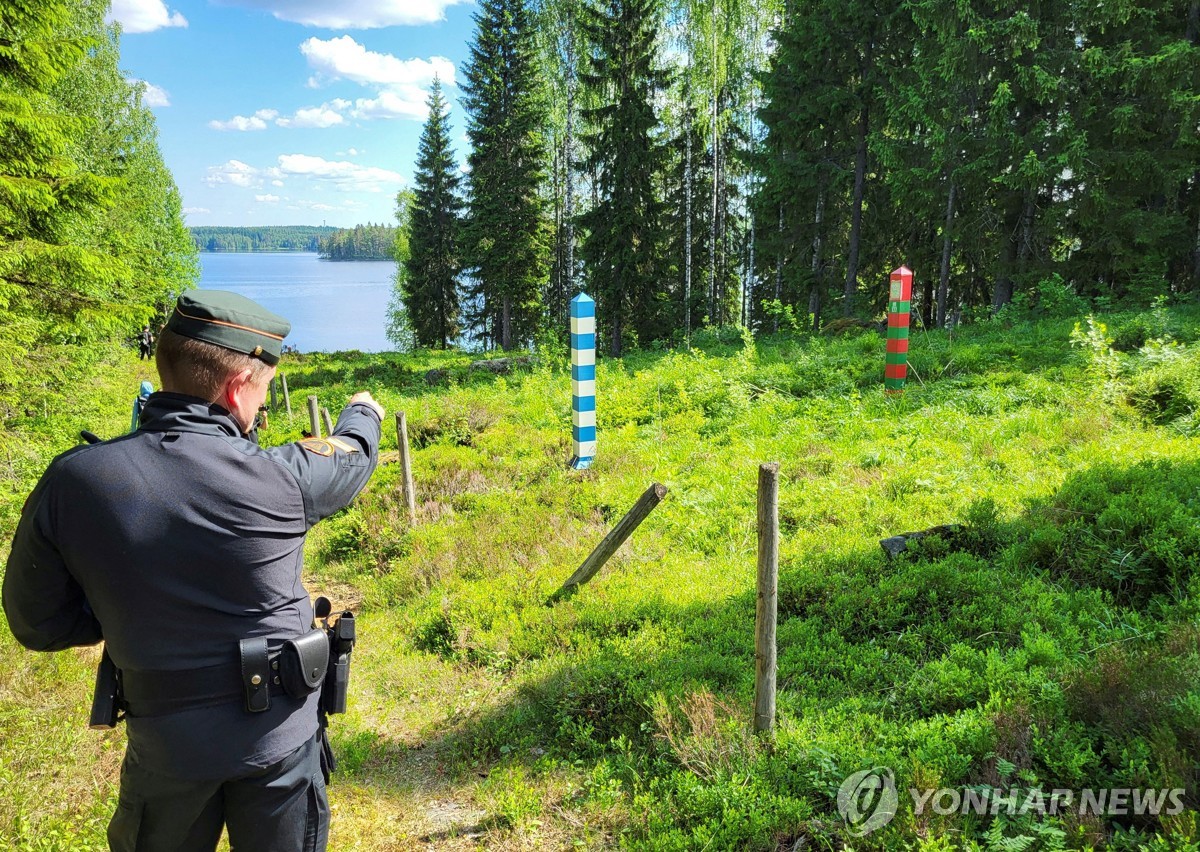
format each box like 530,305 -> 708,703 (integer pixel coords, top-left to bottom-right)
307,395 -> 321,438
280,373 -> 292,418
395,412 -> 416,525
569,292 -> 597,469
270,377 -> 278,412
550,483 -> 667,602
321,407 -> 333,436
885,266 -> 913,394
754,462 -> 780,735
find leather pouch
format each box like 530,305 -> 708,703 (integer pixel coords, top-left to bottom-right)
281,629 -> 330,700
239,637 -> 271,713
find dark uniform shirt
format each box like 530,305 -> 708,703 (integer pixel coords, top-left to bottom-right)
3,392 -> 381,780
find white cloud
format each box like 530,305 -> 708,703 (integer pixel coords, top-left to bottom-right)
301,36 -> 454,88
276,105 -> 347,129
183,207 -> 211,215
209,109 -> 279,132
204,160 -> 262,188
350,90 -> 429,121
215,0 -> 467,29
255,194 -> 281,203
271,179 -> 285,187
108,0 -> 187,33
277,154 -> 404,192
132,80 -> 171,107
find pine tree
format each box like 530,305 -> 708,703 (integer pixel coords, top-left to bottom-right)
404,80 -> 464,349
461,0 -> 551,351
578,0 -> 672,356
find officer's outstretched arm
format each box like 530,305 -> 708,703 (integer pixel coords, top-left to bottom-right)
267,399 -> 383,527
3,476 -> 103,651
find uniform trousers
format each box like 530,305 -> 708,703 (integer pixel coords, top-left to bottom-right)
107,730 -> 329,852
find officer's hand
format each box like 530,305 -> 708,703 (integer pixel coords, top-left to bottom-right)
349,391 -> 385,420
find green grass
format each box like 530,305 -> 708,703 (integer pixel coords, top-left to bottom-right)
3,306 -> 1200,849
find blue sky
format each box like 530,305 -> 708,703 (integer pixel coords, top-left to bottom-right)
111,0 -> 479,228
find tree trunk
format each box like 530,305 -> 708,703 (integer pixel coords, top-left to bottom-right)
773,203 -> 783,333
501,295 -> 513,351
564,12 -> 576,305
811,187 -> 825,332
843,98 -> 869,317
685,109 -> 693,343
937,180 -> 956,327
992,195 -> 1021,311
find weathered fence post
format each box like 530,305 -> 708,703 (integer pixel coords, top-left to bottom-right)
321,407 -> 333,436
754,462 -> 780,735
569,293 -> 596,469
307,395 -> 321,438
270,377 -> 278,412
395,412 -> 416,525
885,266 -> 913,394
550,482 -> 667,602
280,373 -> 292,418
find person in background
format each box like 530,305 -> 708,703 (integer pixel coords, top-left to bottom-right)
4,290 -> 385,851
138,325 -> 155,360
131,380 -> 154,433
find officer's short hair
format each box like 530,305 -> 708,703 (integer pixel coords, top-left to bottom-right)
156,328 -> 272,400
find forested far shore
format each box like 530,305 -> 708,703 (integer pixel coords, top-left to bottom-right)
189,225 -> 339,253
318,223 -> 398,260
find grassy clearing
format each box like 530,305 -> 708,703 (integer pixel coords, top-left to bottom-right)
2,306 -> 1200,849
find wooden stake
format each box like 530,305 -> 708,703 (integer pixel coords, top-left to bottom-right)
550,483 -> 668,602
321,407 -> 333,436
307,395 -> 321,438
395,412 -> 416,525
280,373 -> 292,417
270,377 -> 278,412
754,462 -> 780,735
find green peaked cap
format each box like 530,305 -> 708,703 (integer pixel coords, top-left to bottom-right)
167,290 -> 291,365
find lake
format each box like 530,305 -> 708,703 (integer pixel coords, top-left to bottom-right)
198,252 -> 397,353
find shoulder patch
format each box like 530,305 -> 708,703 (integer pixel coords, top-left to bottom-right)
325,436 -> 360,454
299,438 -> 334,457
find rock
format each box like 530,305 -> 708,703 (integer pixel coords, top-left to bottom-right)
879,523 -> 964,559
468,356 -> 536,374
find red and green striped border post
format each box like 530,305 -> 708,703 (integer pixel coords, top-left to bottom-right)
885,266 -> 913,394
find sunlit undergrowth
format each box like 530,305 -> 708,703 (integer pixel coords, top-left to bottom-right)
2,306 -> 1200,849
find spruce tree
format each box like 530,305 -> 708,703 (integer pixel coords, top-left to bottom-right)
460,0 -> 551,351
404,80 -> 464,349
579,0 -> 672,356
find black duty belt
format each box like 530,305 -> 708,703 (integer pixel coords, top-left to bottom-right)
121,649 -> 288,718
120,628 -> 329,717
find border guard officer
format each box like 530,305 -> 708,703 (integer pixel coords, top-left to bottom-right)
3,290 -> 385,851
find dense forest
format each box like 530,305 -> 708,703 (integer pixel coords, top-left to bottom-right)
397,0 -> 1200,352
189,225 -> 337,253
317,223 -> 399,260
0,0 -> 196,414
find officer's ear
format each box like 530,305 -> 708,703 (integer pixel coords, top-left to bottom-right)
223,367 -> 255,411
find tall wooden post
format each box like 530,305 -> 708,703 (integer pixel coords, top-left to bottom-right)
885,266 -> 913,394
569,293 -> 596,469
270,378 -> 278,412
280,373 -> 292,417
754,462 -> 780,735
321,407 -> 333,436
395,412 -> 416,525
307,395 -> 321,438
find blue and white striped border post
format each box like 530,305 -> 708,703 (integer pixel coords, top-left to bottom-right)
570,293 -> 596,470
